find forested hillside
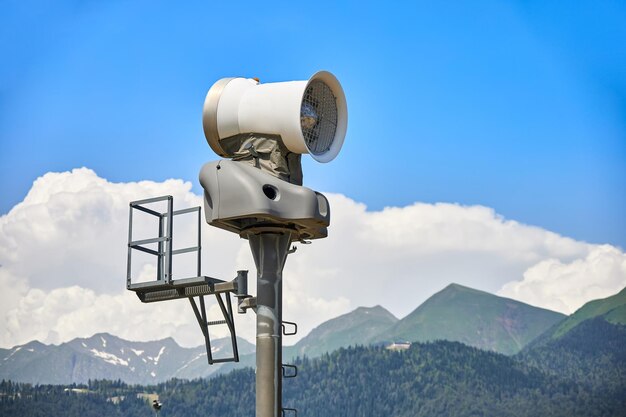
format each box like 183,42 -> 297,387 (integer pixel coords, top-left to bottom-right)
2,333 -> 625,417
518,317 -> 626,397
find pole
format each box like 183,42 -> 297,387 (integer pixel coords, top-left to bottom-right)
249,232 -> 292,417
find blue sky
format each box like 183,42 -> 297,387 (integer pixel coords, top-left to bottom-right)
1,0 -> 625,248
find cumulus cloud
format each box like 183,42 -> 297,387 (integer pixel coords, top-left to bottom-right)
2,285 -> 231,347
498,245 -> 626,313
278,195 -> 597,321
0,168 -> 624,348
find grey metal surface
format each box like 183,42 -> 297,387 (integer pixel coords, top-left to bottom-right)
238,296 -> 257,313
199,159 -> 330,241
249,232 -> 292,417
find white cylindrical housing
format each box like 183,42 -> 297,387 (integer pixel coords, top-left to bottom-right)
202,71 -> 347,163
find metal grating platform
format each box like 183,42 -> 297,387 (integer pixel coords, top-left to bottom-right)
131,276 -> 237,303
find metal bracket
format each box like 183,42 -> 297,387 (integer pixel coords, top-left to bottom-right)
282,408 -> 298,416
238,296 -> 257,313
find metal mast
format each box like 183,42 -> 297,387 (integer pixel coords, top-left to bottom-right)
249,232 -> 292,417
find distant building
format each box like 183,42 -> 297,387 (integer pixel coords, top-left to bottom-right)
63,388 -> 91,394
385,342 -> 411,351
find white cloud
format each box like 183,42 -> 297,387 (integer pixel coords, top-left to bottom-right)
2,285 -> 217,347
0,269 -> 29,329
278,195 -> 596,320
498,245 -> 626,313
0,168 -> 624,348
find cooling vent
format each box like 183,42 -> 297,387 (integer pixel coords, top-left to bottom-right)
301,80 -> 338,156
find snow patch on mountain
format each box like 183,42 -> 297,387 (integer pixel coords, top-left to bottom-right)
175,352 -> 206,374
5,347 -> 22,360
148,346 -> 166,365
90,349 -> 129,366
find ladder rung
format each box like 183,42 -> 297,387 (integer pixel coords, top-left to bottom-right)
210,357 -> 238,364
282,364 -> 298,378
282,321 -> 298,336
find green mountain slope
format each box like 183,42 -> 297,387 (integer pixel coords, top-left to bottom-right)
285,305 -> 398,360
549,287 -> 626,339
376,283 -> 565,355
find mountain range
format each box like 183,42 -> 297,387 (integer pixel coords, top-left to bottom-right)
287,283 -> 565,357
3,286 -> 625,417
0,333 -> 254,384
2,283 -> 624,385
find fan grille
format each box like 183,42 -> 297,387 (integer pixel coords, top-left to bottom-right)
301,80 -> 338,155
